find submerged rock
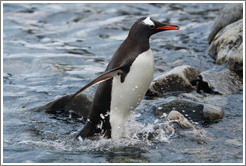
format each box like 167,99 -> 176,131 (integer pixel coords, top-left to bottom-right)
36,94 -> 92,121
208,3 -> 243,43
194,69 -> 242,95
148,65 -> 200,96
154,99 -> 224,123
208,19 -> 243,76
167,110 -> 206,143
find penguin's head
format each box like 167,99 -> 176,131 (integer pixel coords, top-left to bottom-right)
129,17 -> 179,39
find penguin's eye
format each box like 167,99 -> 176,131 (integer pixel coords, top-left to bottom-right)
149,25 -> 155,29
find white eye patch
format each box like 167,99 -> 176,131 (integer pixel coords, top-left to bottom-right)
142,17 -> 155,26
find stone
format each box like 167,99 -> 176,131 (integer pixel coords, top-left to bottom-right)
67,94 -> 92,118
194,69 -> 242,95
36,94 -> 92,121
208,19 -> 243,76
167,110 -> 199,129
208,3 -> 243,43
166,110 -> 206,143
203,104 -> 224,121
154,100 -> 204,123
154,99 -> 224,123
148,65 -> 200,96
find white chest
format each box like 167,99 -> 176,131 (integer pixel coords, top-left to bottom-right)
110,49 -> 154,139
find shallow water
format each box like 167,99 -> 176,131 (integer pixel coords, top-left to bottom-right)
2,3 -> 243,163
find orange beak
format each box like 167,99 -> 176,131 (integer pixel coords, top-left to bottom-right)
156,25 -> 179,30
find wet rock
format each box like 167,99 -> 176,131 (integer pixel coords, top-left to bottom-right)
136,131 -> 158,141
148,65 -> 200,96
167,110 -> 206,143
194,69 -> 242,95
155,100 -> 203,123
208,19 -> 243,76
67,94 -> 92,118
107,147 -> 149,163
203,104 -> 224,121
36,94 -> 92,121
208,4 -> 243,43
167,110 -> 199,129
154,99 -> 224,123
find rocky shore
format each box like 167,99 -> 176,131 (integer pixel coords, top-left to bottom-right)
38,3 -> 243,140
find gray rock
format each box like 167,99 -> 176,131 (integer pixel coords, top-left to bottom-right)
154,99 -> 224,123
196,69 -> 242,95
208,3 -> 243,43
148,65 -> 200,95
36,94 -> 92,120
208,19 -> 243,76
203,104 -> 224,121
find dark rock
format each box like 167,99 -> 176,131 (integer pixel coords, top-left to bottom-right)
137,131 -> 158,141
191,75 -> 217,94
208,3 -> 243,43
208,19 -> 243,76
195,69 -> 242,95
36,94 -> 92,121
154,100 -> 204,123
148,65 -> 200,96
67,94 -> 92,118
154,99 -> 224,123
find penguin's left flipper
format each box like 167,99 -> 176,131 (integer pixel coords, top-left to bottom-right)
71,62 -> 132,98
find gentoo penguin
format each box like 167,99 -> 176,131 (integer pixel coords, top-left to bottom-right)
72,17 -> 179,140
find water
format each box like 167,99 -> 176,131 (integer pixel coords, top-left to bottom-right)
2,3 -> 243,163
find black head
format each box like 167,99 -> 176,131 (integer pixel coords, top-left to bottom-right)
128,17 -> 179,39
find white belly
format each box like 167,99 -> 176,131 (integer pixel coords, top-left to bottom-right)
110,49 -> 154,139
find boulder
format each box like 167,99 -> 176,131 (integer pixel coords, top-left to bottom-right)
208,19 -> 243,76
194,69 -> 242,95
203,104 -> 224,121
208,3 -> 243,43
36,94 -> 92,121
154,100 -> 203,123
137,109 -> 207,142
154,99 -> 224,123
148,65 -> 200,96
166,110 -> 206,143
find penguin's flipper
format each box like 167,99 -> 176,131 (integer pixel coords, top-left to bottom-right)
71,63 -> 131,98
